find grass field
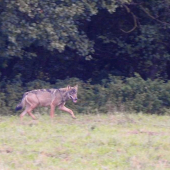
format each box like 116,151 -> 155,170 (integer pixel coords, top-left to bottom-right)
0,113 -> 170,170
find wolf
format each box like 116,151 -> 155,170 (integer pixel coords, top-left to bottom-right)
16,85 -> 78,121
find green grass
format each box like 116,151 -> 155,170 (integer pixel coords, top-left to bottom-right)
0,113 -> 170,170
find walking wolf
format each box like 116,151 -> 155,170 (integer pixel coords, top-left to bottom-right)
16,85 -> 78,121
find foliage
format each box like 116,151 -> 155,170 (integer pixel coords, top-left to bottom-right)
0,0 -> 130,58
0,0 -> 170,115
1,0 -> 170,82
86,0 -> 170,80
0,0 -> 134,82
1,76 -> 170,115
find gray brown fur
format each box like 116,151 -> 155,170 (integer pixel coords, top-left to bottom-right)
16,85 -> 78,120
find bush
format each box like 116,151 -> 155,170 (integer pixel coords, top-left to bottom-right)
0,74 -> 170,115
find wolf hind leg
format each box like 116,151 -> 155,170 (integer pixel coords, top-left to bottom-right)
27,106 -> 37,120
20,105 -> 36,121
20,109 -> 28,121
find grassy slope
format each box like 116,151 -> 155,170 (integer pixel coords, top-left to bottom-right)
0,113 -> 170,170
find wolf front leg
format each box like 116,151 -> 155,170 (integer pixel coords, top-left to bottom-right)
58,103 -> 76,119
50,104 -> 56,118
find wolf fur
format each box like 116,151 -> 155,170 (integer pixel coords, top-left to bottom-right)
16,85 -> 78,120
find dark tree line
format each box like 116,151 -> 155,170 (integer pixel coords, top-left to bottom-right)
1,0 -> 170,115
0,0 -> 170,83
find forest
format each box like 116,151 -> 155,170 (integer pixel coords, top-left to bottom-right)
1,0 -> 170,115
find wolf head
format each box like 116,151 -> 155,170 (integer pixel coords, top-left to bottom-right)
67,85 -> 78,103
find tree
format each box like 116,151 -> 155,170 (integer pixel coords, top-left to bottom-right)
0,0 -> 131,82
0,0 -> 130,57
87,0 -> 170,80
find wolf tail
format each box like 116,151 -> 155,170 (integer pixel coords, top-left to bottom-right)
15,102 -> 23,111
15,94 -> 26,111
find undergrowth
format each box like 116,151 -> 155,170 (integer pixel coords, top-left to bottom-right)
1,74 -> 170,115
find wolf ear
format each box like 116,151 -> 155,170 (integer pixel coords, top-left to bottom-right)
67,85 -> 71,90
74,85 -> 78,89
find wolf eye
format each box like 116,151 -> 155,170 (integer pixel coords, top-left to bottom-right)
70,89 -> 76,94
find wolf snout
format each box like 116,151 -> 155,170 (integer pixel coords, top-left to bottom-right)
73,98 -> 78,103
70,95 -> 77,102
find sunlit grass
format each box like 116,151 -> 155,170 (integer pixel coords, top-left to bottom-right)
0,113 -> 170,170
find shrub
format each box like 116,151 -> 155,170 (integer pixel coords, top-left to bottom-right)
0,74 -> 170,115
